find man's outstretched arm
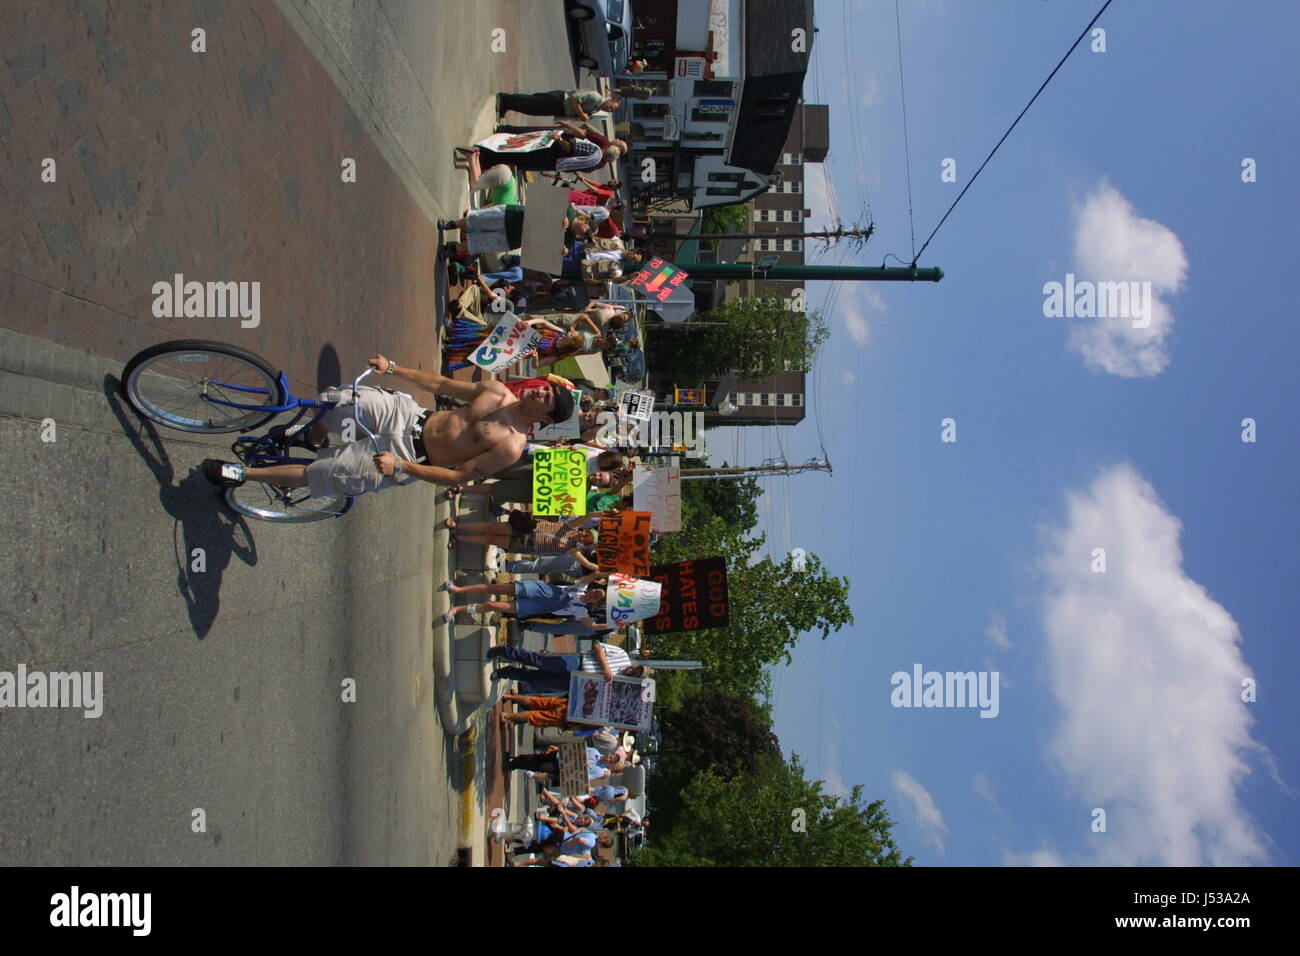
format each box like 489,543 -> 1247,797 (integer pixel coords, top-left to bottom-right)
368,354 -> 498,403
376,437 -> 523,486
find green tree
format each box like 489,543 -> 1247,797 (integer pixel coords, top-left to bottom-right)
679,474 -> 763,534
634,755 -> 912,867
699,203 -> 750,250
656,687 -> 781,778
649,526 -> 852,701
660,297 -> 829,385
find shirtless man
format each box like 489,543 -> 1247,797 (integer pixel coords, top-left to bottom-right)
200,355 -> 575,497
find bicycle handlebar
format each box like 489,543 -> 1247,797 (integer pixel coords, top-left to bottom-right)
349,368 -> 382,452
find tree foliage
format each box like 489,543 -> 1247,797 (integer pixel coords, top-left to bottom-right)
657,687 -> 781,779
679,475 -> 763,534
699,203 -> 750,250
634,755 -> 913,867
649,522 -> 852,701
657,296 -> 830,385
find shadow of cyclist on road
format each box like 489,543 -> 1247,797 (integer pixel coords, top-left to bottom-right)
104,374 -> 257,640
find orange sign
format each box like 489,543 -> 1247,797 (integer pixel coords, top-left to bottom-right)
596,510 -> 653,576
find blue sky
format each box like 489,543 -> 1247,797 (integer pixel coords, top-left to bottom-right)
708,0 -> 1299,865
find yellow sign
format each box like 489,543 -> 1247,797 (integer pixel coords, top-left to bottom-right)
532,449 -> 588,517
674,388 -> 705,405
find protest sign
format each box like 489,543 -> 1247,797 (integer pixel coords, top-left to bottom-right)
643,556 -> 730,634
596,510 -> 652,575
605,573 -> 662,626
628,257 -> 691,304
469,312 -> 542,373
557,741 -> 591,797
475,129 -> 560,154
619,390 -> 655,422
633,463 -> 681,533
529,387 -> 582,440
566,672 -> 656,731
531,448 -> 588,517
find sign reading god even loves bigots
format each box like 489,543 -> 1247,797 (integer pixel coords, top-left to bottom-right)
605,573 -> 663,625
532,448 -> 588,517
470,312 -> 542,373
643,557 -> 730,634
596,510 -> 653,575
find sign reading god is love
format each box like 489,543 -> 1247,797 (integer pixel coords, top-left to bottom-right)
470,312 -> 542,373
605,573 -> 662,626
532,448 -> 588,517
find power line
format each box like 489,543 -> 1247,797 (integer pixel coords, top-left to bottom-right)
895,0 -> 916,260
910,0 -> 1116,266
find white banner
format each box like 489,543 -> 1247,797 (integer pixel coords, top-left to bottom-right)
605,573 -> 662,625
469,313 -> 542,373
633,463 -> 681,532
475,129 -> 560,154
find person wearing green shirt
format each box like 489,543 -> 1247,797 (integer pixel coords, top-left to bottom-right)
498,89 -> 619,122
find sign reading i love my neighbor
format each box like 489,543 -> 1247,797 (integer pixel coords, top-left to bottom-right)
531,448 -> 588,517
596,510 -> 653,576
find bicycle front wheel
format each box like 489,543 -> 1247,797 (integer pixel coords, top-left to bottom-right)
224,484 -> 354,523
122,340 -> 287,434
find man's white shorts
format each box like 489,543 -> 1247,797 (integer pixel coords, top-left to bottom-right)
305,386 -> 428,498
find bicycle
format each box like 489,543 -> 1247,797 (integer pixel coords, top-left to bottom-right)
121,339 -> 386,523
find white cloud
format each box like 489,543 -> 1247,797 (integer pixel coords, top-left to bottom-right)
840,285 -> 886,346
822,715 -> 850,797
972,771 -> 998,809
856,70 -> 881,109
1038,464 -> 1271,866
1003,845 -> 1066,867
839,370 -> 856,386
803,164 -> 834,231
1065,181 -> 1188,377
891,770 -> 949,854
986,610 -> 1011,650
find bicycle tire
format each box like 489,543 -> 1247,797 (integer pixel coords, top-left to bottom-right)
223,484 -> 354,523
122,339 -> 287,434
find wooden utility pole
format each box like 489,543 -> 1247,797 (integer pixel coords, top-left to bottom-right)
679,458 -> 832,480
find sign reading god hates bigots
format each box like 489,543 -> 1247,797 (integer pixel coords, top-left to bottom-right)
643,556 -> 730,634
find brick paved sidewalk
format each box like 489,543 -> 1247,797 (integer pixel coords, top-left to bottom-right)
0,0 -> 444,392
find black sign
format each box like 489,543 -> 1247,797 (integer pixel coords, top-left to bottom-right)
643,557 -> 730,634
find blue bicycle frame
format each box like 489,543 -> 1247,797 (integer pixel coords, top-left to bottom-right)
204,368 -> 382,469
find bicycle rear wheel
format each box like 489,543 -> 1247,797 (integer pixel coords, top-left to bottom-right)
223,484 -> 353,523
122,340 -> 287,434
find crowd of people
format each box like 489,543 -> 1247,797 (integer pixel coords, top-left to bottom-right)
197,73 -> 657,867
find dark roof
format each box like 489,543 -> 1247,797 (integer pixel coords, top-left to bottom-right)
728,0 -> 815,174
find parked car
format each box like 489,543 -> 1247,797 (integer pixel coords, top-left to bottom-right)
566,0 -> 633,76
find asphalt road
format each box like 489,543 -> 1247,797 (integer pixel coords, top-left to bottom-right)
0,0 -> 576,865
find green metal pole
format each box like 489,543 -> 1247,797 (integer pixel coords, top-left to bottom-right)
681,263 -> 944,282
